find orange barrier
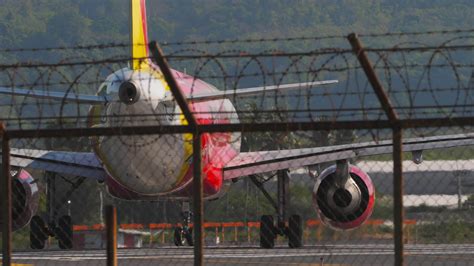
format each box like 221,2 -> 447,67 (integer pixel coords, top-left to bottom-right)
120,224 -> 144,230
73,219 -> 418,231
91,224 -> 104,230
73,225 -> 90,231
204,222 -> 221,228
247,222 -> 260,228
73,219 -> 420,246
149,223 -> 173,229
221,222 -> 244,228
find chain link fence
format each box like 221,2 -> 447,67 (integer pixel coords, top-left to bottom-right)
1,30 -> 473,265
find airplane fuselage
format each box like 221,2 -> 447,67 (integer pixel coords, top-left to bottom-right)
88,67 -> 241,200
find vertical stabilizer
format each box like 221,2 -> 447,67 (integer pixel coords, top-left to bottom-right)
130,0 -> 149,70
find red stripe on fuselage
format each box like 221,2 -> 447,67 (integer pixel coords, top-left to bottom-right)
170,70 -> 240,196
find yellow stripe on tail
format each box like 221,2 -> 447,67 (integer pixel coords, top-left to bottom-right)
130,0 -> 149,70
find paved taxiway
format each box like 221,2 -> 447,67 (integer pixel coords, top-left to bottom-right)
10,244 -> 474,265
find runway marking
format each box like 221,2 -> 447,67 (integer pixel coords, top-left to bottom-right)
11,251 -> 474,261
408,253 -> 474,262
10,244 -> 474,263
0,262 -> 32,266
205,260 -> 347,266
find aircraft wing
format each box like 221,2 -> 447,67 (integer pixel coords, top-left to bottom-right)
0,81 -> 337,104
223,133 -> 474,180
0,87 -> 110,104
7,148 -> 106,181
186,80 -> 338,102
5,133 -> 473,182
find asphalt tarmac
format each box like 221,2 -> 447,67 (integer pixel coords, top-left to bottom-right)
10,244 -> 474,265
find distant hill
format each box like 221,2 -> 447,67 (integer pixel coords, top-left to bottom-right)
0,0 -> 472,56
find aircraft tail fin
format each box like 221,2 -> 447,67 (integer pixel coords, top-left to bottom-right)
130,0 -> 150,70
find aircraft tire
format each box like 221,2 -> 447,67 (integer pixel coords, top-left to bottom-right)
288,214 -> 303,248
185,227 -> 194,246
30,215 -> 47,249
174,227 -> 185,246
57,215 -> 73,249
260,215 -> 275,248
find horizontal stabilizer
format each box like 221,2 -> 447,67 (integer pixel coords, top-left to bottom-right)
187,80 -> 338,102
0,87 -> 110,104
7,148 -> 106,181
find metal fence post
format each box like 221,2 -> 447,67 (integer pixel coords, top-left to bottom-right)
348,33 -> 404,266
393,126 -> 404,266
106,205 -> 117,266
347,33 -> 399,122
148,41 -> 198,128
192,132 -> 203,266
1,124 -> 11,266
148,41 -> 203,265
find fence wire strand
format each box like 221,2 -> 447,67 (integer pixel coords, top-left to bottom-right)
1,30 -> 474,266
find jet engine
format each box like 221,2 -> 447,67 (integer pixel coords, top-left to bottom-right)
0,169 -> 39,231
312,164 -> 375,230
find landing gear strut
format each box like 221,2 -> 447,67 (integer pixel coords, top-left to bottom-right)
174,202 -> 193,246
30,172 -> 82,250
251,170 -> 303,248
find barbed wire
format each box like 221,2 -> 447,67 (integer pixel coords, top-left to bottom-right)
0,30 -> 472,132
1,46 -> 471,69
2,28 -> 472,53
2,62 -> 472,89
3,103 -> 473,123
0,42 -> 131,53
358,28 -> 474,38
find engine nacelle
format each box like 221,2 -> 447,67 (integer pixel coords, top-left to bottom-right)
0,169 -> 39,231
312,164 -> 375,230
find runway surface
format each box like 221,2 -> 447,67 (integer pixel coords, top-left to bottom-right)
10,244 -> 474,265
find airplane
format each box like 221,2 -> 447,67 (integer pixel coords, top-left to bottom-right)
1,0 -> 473,250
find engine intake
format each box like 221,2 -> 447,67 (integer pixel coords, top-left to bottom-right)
0,169 -> 39,231
312,164 -> 375,230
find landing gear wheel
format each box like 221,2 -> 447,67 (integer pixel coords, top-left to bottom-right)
260,215 -> 275,248
174,227 -> 186,246
288,214 -> 302,248
30,215 -> 48,249
56,215 -> 73,249
185,227 -> 194,246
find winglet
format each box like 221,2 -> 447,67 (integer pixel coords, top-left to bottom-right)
130,0 -> 150,70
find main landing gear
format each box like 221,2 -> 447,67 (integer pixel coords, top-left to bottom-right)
30,215 -> 72,250
174,202 -> 194,246
30,172 -> 84,250
250,170 -> 303,249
